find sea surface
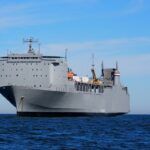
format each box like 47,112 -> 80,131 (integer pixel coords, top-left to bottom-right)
0,115 -> 149,150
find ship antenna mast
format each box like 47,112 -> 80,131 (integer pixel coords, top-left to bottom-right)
23,37 -> 38,53
101,61 -> 104,77
38,43 -> 41,54
65,48 -> 68,61
116,61 -> 118,70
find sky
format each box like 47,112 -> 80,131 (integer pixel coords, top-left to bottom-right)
0,0 -> 150,114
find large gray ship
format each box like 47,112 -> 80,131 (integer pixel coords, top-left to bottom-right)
0,38 -> 130,116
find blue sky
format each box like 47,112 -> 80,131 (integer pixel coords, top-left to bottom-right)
0,0 -> 150,114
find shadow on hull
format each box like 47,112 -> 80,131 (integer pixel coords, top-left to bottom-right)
0,86 -> 16,107
17,112 -> 126,117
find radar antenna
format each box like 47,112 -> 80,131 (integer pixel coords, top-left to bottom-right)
23,37 -> 38,53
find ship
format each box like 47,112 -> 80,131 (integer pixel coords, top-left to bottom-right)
0,38 -> 130,117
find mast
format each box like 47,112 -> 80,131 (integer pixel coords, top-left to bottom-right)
65,48 -> 68,61
116,61 -> 118,70
101,61 -> 104,77
92,53 -> 95,69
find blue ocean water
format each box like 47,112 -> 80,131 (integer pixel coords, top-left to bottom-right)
0,115 -> 149,150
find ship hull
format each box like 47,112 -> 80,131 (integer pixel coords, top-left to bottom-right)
0,85 -> 130,117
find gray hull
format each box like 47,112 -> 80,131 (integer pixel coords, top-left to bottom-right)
0,85 -> 130,116
0,39 -> 130,117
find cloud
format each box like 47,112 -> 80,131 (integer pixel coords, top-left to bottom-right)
58,0 -> 97,4
42,37 -> 150,54
123,0 -> 144,15
0,0 -> 99,29
0,0 -> 145,29
0,3 -> 30,15
41,37 -> 150,77
0,1 -> 70,29
100,0 -> 144,18
105,53 -> 150,76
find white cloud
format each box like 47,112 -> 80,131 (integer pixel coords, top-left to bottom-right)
42,37 -> 150,53
123,0 -> 144,15
0,0 -> 144,29
40,37 -> 150,77
0,2 -> 70,29
99,0 -> 144,18
105,53 -> 150,77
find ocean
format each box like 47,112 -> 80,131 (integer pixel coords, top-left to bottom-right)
0,115 -> 149,150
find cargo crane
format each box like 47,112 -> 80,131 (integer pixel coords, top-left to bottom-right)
90,54 -> 101,85
91,68 -> 101,85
